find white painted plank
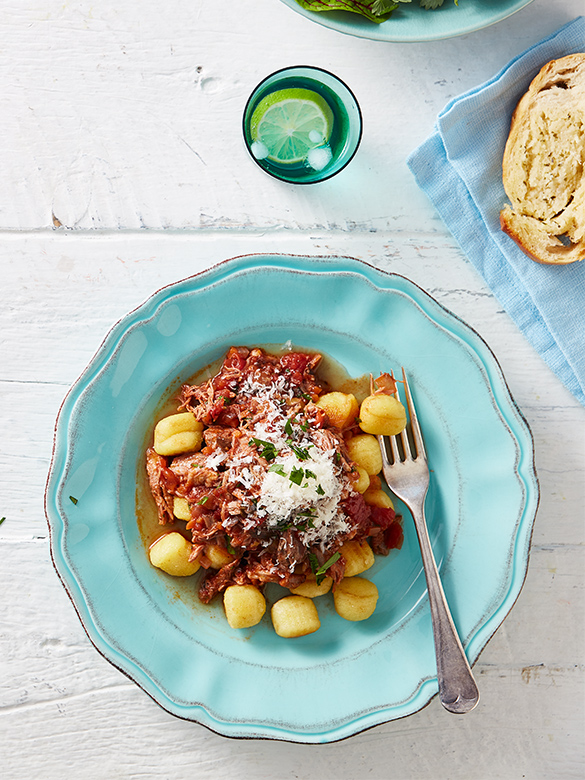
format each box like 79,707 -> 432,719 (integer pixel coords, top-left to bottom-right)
0,231 -> 583,777
0,540 -> 582,779
0,0 -> 583,773
1,232 -> 583,546
0,0 -> 581,230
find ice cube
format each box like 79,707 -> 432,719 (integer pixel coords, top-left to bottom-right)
307,145 -> 333,172
251,141 -> 269,160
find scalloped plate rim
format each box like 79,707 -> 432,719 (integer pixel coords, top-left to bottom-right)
278,0 -> 536,43
45,253 -> 539,742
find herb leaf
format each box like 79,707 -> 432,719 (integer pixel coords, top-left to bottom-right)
69,496 -> 78,505
294,0 -> 398,23
249,438 -> 279,461
288,441 -> 311,461
316,552 -> 341,576
310,551 -> 341,584
289,466 -> 305,486
372,0 -> 402,13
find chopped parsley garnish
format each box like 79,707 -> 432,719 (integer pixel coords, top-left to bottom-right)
310,552 -> 341,585
249,437 -> 279,461
295,510 -> 316,528
0,517 -> 5,526
198,495 -> 209,505
273,518 -> 294,531
226,537 -> 236,555
69,496 -> 78,505
269,463 -> 325,493
274,510 -> 317,533
288,441 -> 311,461
289,466 -> 305,486
283,415 -> 312,460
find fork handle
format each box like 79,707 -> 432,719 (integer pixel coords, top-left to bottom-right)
411,500 -> 480,714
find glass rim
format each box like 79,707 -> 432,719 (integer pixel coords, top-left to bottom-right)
242,65 -> 363,185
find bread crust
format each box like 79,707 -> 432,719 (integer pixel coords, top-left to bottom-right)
500,53 -> 585,265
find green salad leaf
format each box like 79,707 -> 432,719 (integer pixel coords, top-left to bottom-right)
294,0 -> 401,23
294,0 -> 449,23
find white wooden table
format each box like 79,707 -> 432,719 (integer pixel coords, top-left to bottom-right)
1,1 -> 583,778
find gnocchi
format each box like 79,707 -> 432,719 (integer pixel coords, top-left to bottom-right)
340,539 -> 375,577
173,496 -> 191,521
223,585 -> 266,629
346,433 -> 383,475
362,488 -> 394,510
271,596 -> 321,638
351,465 -> 370,494
333,577 -> 379,622
149,532 -> 200,577
359,393 -> 407,436
153,412 -> 204,457
290,573 -> 333,598
205,543 -> 235,569
315,391 -> 359,430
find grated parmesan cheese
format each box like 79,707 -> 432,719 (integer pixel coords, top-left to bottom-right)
254,426 -> 351,549
205,451 -> 227,470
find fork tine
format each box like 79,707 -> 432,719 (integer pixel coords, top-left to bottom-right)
370,373 -> 393,466
389,370 -> 409,462
387,429 -> 401,464
372,370 -> 410,464
401,367 -> 427,460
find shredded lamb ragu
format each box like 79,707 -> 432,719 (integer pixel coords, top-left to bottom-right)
146,346 -> 402,603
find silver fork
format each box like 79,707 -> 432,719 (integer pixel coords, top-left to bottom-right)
376,368 -> 480,714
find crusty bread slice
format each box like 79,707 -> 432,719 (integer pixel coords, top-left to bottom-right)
500,53 -> 585,265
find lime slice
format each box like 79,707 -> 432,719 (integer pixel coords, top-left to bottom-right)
250,88 -> 334,165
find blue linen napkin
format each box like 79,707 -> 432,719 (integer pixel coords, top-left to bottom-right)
407,17 -> 585,406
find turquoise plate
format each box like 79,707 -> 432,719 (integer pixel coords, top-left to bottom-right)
279,0 -> 535,43
45,255 -> 538,743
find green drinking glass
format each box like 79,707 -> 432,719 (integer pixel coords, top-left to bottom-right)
243,66 -> 362,184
